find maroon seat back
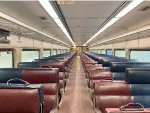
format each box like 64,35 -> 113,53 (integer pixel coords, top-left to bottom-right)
0,89 -> 41,113
22,69 -> 59,83
22,69 -> 59,113
89,71 -> 112,80
95,96 -> 131,113
41,62 -> 66,72
43,83 -> 58,95
94,82 -> 130,95
44,95 -> 57,113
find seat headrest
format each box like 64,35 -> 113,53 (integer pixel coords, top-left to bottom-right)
102,58 -> 121,67
33,59 -> 49,62
18,62 -> 41,68
112,73 -> 125,80
125,68 -> 150,84
0,68 -> 22,83
110,62 -> 150,72
130,84 -> 150,95
22,69 -> 59,83
41,62 -> 65,72
94,82 -> 130,95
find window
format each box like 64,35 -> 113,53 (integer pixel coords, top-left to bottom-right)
57,49 -> 61,54
22,49 -> 39,62
130,50 -> 150,62
63,49 -> 67,53
94,49 -> 97,53
52,49 -> 57,55
101,49 -> 105,54
97,49 -> 101,54
62,49 -> 65,53
115,49 -> 126,57
61,49 -> 63,54
61,50 -> 63,53
43,50 -> 51,57
106,49 -> 113,56
0,49 -> 13,67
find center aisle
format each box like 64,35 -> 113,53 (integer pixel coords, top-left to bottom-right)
58,56 -> 94,113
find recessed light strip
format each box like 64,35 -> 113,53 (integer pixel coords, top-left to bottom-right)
38,0 -> 76,47
83,0 -> 144,46
0,11 -> 70,47
90,25 -> 150,47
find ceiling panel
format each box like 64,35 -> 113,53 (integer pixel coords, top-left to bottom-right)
0,1 -> 72,46
1,1 -> 147,47
89,1 -> 150,46
59,1 -> 124,18
59,1 -> 126,45
66,18 -> 105,28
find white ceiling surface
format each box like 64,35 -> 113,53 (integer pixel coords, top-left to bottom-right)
0,1 -> 72,46
88,1 -> 150,46
0,1 -> 149,47
59,1 -> 125,45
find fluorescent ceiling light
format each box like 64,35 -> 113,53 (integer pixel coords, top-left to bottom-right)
38,0 -> 76,47
0,11 -> 70,47
90,25 -> 150,47
83,0 -> 144,46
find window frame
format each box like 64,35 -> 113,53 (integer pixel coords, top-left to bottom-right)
129,49 -> 150,60
57,49 -> 61,54
114,49 -> 126,58
43,49 -> 51,57
101,49 -> 106,54
52,49 -> 57,55
0,48 -> 14,67
97,49 -> 101,54
21,49 -> 40,62
106,49 -> 113,56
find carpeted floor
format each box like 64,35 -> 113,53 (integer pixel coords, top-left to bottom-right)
58,56 -> 94,113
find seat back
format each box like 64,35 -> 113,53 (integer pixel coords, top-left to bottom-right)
112,73 -> 125,80
0,84 -> 44,113
0,68 -> 22,83
96,95 -> 150,113
110,62 -> 150,72
110,62 -> 150,81
22,68 -> 59,83
94,82 -> 130,96
41,61 -> 66,72
95,95 -> 131,113
126,68 -> 150,84
18,62 -> 41,68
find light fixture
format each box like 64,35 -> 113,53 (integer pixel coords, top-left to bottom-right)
83,0 -> 144,46
0,11 -> 70,47
90,25 -> 150,47
38,0 -> 76,47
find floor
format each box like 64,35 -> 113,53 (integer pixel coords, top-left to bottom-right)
58,56 -> 95,113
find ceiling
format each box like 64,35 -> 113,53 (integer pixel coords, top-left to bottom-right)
0,1 -> 71,47
59,1 -> 126,46
88,1 -> 150,47
0,1 -> 149,47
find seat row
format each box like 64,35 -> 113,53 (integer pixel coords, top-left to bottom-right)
80,52 -> 150,113
0,52 -> 76,113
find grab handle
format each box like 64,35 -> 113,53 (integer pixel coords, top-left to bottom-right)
120,103 -> 144,111
7,78 -> 30,85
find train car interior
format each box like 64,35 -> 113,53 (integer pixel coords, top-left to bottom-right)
0,0 -> 150,113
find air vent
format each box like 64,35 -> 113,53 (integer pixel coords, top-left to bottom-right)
0,29 -> 10,44
57,0 -> 74,4
0,39 -> 10,44
40,16 -> 48,20
0,29 -> 10,38
139,6 -> 150,11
